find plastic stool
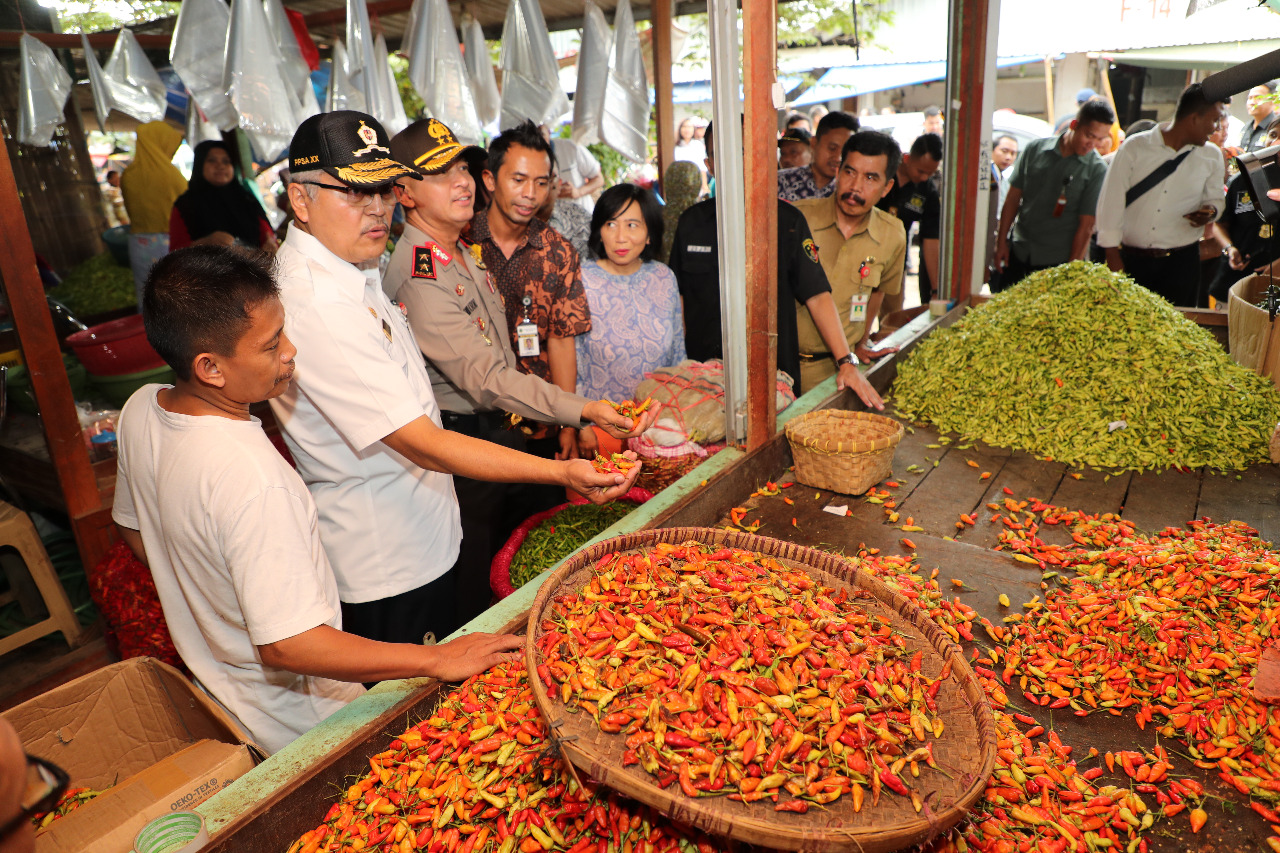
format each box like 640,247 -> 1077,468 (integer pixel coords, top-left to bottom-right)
0,501 -> 85,656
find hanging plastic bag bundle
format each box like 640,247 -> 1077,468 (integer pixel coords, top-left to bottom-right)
17,33 -> 72,147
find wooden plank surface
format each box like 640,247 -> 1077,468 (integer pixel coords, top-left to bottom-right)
1197,466 -> 1280,545
1122,468 -> 1202,536
963,452 -> 1067,550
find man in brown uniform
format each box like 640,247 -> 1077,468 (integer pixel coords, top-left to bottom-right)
793,131 -> 907,392
384,118 -> 649,618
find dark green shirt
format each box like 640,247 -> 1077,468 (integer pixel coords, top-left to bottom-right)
1008,132 -> 1107,266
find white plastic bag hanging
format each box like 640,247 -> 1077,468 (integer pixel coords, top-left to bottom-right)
345,0 -> 384,119
571,1 -> 610,146
265,0 -> 311,103
327,40 -> 367,113
462,16 -> 500,130
600,0 -> 650,164
406,0 -> 483,144
226,0 -> 298,160
81,33 -> 113,132
373,33 -> 409,135
102,29 -> 168,123
17,34 -> 71,147
170,0 -> 237,132
186,100 -> 223,145
498,0 -> 570,129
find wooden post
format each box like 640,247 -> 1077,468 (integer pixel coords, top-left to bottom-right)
652,0 -> 674,196
938,0 -> 997,304
743,0 -> 778,449
1043,56 -> 1055,126
0,129 -> 109,566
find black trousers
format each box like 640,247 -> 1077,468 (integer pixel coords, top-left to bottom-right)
443,411 -> 564,625
340,566 -> 461,648
1120,244 -> 1200,307
994,251 -> 1054,294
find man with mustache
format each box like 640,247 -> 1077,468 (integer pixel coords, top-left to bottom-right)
270,112 -> 639,650
383,118 -> 651,620
793,131 -> 907,392
111,247 -> 523,753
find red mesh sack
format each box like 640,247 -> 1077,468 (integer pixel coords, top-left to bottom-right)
87,540 -> 184,672
489,487 -> 652,600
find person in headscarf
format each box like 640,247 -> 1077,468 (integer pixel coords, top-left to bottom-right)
120,121 -> 187,304
660,160 -> 702,264
170,140 -> 277,254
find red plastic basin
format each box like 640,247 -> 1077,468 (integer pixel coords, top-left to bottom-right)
65,313 -> 166,376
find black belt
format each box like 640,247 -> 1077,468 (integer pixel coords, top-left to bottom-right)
1120,243 -> 1196,259
441,409 -> 509,435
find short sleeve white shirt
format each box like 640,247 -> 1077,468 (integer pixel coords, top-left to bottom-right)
270,224 -> 461,604
552,138 -> 602,212
112,386 -> 363,754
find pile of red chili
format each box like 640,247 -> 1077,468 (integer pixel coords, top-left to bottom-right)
31,787 -> 102,832
287,661 -> 711,853
534,541 -> 949,814
842,494 -> 1280,853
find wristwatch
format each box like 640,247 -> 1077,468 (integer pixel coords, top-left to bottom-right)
1223,244 -> 1235,256
834,353 -> 858,368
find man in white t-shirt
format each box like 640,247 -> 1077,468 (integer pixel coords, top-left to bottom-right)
112,247 -> 522,753
273,111 -> 646,648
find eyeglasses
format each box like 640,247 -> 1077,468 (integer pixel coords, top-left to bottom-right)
296,181 -> 401,208
0,754 -> 69,839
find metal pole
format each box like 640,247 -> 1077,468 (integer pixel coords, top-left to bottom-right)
707,0 -> 747,447
742,0 -> 778,449
937,0 -> 998,305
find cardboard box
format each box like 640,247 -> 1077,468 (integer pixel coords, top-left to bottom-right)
2,657 -> 259,853
1228,274 -> 1280,393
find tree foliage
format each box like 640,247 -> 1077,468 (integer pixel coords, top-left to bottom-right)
47,0 -> 179,34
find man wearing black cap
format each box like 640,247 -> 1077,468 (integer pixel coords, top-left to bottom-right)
383,118 -> 648,620
778,128 -> 812,171
271,111 -> 642,647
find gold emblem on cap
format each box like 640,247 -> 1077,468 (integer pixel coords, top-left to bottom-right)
427,119 -> 453,142
352,120 -> 391,157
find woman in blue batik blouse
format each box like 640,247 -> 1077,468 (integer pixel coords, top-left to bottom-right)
575,183 -> 686,404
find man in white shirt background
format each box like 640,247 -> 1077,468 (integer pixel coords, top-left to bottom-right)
541,128 -> 604,213
1094,84 -> 1229,307
113,247 -> 522,752
271,111 -> 643,649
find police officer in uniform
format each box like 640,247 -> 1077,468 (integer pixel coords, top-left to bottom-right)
1210,125 -> 1280,304
876,133 -> 942,321
384,118 -> 651,619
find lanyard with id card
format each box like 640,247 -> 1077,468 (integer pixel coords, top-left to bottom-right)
516,295 -> 540,357
849,256 -> 873,323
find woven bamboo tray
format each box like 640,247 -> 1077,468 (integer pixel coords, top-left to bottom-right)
524,527 -> 996,852
785,410 -> 904,496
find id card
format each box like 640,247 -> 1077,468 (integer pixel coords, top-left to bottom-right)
849,293 -> 869,324
516,322 -> 540,357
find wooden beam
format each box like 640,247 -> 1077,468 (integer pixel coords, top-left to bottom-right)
0,30 -> 170,49
0,120 -> 104,543
938,0 -> 996,303
652,0 -> 674,196
742,0 -> 778,450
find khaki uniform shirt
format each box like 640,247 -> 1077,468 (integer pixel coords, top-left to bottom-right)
385,223 -> 589,426
793,198 -> 906,389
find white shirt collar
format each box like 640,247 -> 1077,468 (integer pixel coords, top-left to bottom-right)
281,221 -> 378,295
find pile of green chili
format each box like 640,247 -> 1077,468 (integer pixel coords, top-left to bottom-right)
893,262 -> 1280,471
508,501 -> 633,590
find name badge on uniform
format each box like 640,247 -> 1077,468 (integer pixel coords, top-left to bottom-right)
516,322 -> 540,357
381,318 -> 393,342
849,293 -> 869,324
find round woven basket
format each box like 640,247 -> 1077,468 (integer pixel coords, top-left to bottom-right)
785,410 -> 905,496
524,527 -> 997,853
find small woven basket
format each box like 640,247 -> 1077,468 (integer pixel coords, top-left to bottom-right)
785,409 -> 904,495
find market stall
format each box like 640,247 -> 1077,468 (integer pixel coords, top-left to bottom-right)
177,278 -> 1280,853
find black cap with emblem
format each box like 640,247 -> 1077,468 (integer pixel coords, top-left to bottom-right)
390,118 -> 487,176
288,110 -> 420,186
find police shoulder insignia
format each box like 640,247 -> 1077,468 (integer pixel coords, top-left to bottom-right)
469,243 -> 486,270
412,246 -> 436,280
802,238 -> 820,264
